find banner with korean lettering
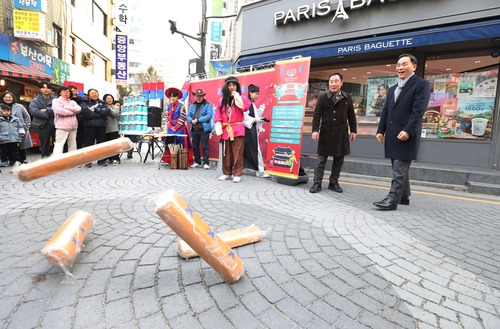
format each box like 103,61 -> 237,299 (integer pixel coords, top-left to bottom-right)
265,57 -> 311,179
7,35 -> 53,75
53,57 -> 71,85
115,34 -> 128,85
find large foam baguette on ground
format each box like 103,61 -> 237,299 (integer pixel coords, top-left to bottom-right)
41,210 -> 94,269
178,225 -> 263,259
15,138 -> 133,182
155,190 -> 244,283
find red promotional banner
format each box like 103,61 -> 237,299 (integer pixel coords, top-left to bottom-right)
188,70 -> 275,160
265,57 -> 311,179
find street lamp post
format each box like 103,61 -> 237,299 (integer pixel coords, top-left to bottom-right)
168,0 -> 207,75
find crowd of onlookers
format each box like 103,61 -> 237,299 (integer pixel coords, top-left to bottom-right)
0,81 -> 123,172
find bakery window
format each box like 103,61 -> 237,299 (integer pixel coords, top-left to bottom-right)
423,53 -> 498,140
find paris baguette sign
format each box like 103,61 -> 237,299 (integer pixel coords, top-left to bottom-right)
274,0 -> 399,26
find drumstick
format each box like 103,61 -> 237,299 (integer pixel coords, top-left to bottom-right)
155,190 -> 244,283
14,138 -> 134,182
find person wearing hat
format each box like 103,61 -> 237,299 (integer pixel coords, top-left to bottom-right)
242,84 -> 270,178
187,88 -> 213,169
161,87 -> 193,166
214,76 -> 251,183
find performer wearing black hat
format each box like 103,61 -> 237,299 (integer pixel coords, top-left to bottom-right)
242,84 -> 270,178
214,76 -> 251,183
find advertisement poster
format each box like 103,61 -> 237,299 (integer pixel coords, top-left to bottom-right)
366,76 -> 398,116
188,70 -> 275,161
437,98 -> 459,138
457,74 -> 476,98
264,57 -> 311,179
473,77 -> 497,98
433,78 -> 446,93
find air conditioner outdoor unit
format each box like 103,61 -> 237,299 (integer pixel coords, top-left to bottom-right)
81,52 -> 95,66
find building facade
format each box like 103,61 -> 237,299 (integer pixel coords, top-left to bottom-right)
236,0 -> 500,169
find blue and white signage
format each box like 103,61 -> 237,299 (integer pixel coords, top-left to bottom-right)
14,0 -> 48,13
211,22 -> 222,42
115,34 -> 128,84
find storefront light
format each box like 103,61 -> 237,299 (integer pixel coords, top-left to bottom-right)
342,68 -> 347,70
445,67 -> 452,70
474,60 -> 481,63
0,78 -> 5,86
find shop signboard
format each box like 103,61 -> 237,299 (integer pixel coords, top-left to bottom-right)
210,44 -> 221,60
265,57 -> 311,179
13,10 -> 46,42
211,0 -> 223,16
7,35 -> 53,75
114,0 -> 129,33
53,58 -> 71,86
14,0 -> 48,13
115,34 -> 128,85
210,22 -> 222,42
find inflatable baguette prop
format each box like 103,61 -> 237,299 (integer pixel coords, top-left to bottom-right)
178,225 -> 263,259
15,138 -> 134,182
41,210 -> 94,278
155,190 -> 244,283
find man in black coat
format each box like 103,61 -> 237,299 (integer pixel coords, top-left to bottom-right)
29,81 -> 56,158
374,54 -> 430,210
310,72 -> 357,194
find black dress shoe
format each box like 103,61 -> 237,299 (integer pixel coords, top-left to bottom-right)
373,199 -> 397,210
309,182 -> 322,193
400,197 -> 410,205
328,181 -> 343,193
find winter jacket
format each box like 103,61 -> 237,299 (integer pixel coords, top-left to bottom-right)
312,90 -> 357,157
105,104 -> 120,133
187,100 -> 213,133
0,115 -> 25,144
3,102 -> 32,149
52,96 -> 82,130
29,94 -> 56,128
80,98 -> 111,128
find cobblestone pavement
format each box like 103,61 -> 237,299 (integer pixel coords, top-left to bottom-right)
1,155 -> 500,329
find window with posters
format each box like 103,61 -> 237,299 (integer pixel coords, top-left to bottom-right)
423,67 -> 497,140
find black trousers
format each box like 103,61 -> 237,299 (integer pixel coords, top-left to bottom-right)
313,155 -> 344,184
191,129 -> 210,165
38,123 -> 56,158
387,159 -> 412,203
106,131 -> 120,161
0,142 -> 20,163
83,126 -> 107,163
76,119 -> 85,149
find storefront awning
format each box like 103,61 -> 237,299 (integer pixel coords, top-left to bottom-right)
0,61 -> 53,81
238,18 -> 500,67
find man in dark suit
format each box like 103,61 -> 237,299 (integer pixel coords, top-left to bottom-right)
374,54 -> 430,210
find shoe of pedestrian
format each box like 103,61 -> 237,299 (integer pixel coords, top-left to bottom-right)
127,154 -> 133,159
21,160 -> 29,164
203,164 -> 210,170
373,199 -> 397,211
256,172 -> 270,178
190,163 -> 200,168
400,197 -> 410,205
105,159 -> 110,164
97,162 -> 107,167
0,161 -> 8,167
328,181 -> 343,193
85,163 -> 92,168
233,176 -> 241,183
218,174 -> 231,181
309,182 -> 322,193
112,160 -> 119,166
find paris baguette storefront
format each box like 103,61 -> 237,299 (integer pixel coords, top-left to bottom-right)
236,0 -> 500,169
